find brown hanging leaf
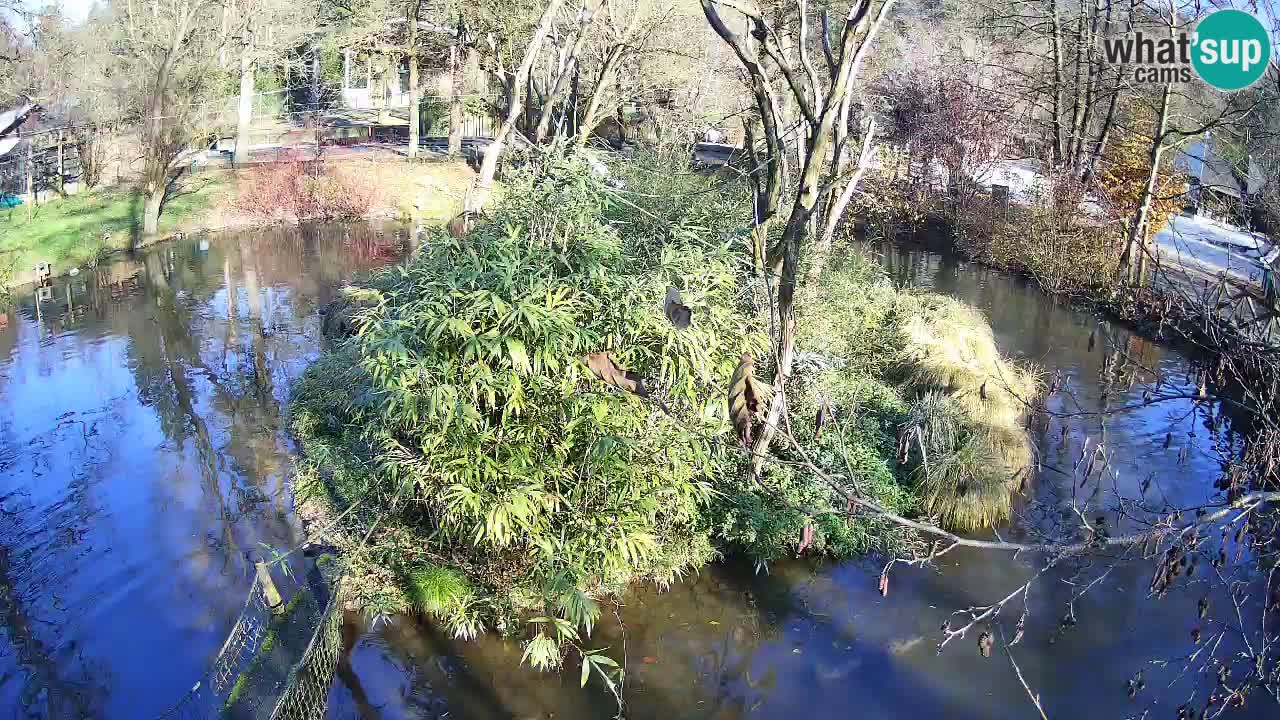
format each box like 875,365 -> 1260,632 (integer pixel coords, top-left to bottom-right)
727,354 -> 769,445
663,287 -> 692,330
878,570 -> 889,597
798,522 -> 814,555
814,397 -> 831,439
978,631 -> 993,658
584,352 -> 670,412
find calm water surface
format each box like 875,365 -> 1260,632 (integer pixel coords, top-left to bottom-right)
0,229 -> 1271,719
0,225 -> 407,718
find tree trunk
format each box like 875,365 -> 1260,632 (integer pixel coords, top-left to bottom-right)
56,130 -> 65,196
24,144 -> 34,222
448,44 -> 463,156
408,54 -> 420,158
818,118 -> 876,256
1065,4 -> 1088,168
535,6 -> 595,144
407,3 -> 420,159
1119,81 -> 1172,286
1082,68 -> 1121,184
576,47 -> 624,148
567,66 -> 580,137
1048,0 -> 1065,165
235,31 -> 255,167
310,43 -> 322,112
524,72 -> 537,136
143,184 -> 165,238
466,0 -> 566,214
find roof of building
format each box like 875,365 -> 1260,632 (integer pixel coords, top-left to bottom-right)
1175,136 -> 1265,199
0,103 -> 37,158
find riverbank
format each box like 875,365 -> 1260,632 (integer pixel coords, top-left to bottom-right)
0,177 -> 229,289
0,156 -> 478,291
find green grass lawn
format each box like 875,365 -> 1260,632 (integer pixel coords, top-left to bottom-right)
0,177 -> 227,285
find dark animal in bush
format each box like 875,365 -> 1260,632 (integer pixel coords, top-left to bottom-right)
663,286 -> 692,330
320,299 -> 358,342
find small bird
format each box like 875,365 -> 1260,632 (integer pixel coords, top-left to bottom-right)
1198,596 -> 1209,620
1087,329 -> 1096,352
978,631 -> 993,658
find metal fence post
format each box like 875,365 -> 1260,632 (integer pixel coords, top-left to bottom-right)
255,560 -> 285,615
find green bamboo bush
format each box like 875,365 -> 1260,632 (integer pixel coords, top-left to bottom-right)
292,155 -> 767,657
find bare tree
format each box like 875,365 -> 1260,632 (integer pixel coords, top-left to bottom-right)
225,0 -> 317,166
464,0 -> 566,213
532,1 -> 599,144
574,0 -> 646,147
702,0 -> 895,470
119,0 -> 222,239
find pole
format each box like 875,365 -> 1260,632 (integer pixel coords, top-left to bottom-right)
25,141 -> 34,222
255,560 -> 285,615
57,130 -> 65,196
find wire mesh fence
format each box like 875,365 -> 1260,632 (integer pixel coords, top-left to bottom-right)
267,577 -> 348,720
154,575 -> 272,720
151,565 -> 347,720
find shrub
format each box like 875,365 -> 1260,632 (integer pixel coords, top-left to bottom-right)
898,297 -> 1037,531
707,248 -> 1034,562
794,251 -> 1036,535
956,169 -> 1121,293
292,155 -> 765,650
234,153 -> 378,222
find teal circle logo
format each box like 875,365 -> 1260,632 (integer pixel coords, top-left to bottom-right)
1192,10 -> 1272,91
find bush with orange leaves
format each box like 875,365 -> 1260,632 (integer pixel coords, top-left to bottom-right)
1094,118 -> 1187,269
234,152 -> 380,223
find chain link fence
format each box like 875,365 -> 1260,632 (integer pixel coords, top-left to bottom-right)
151,565 -> 348,720
267,577 -> 348,720
154,575 -> 272,720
